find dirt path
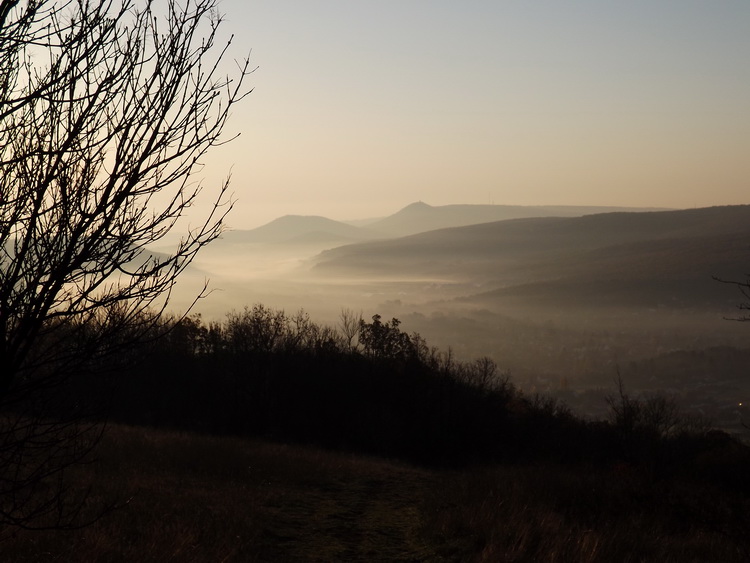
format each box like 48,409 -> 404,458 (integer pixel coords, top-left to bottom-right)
254,459 -> 445,562
1,428 -> 455,562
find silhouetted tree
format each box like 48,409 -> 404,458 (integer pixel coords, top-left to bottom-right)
0,0 -> 250,531
338,308 -> 362,350
358,314 -> 416,360
715,274 -> 750,321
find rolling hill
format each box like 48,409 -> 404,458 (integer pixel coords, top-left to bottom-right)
310,205 -> 750,310
218,215 -> 384,245
216,202 -> 669,247
362,201 -> 668,237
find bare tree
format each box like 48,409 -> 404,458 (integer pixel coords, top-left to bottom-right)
714,274 -> 750,321
0,0 -> 251,531
338,308 -> 362,350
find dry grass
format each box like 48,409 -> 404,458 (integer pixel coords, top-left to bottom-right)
3,424 -> 749,562
423,463 -> 750,562
3,424 -> 440,562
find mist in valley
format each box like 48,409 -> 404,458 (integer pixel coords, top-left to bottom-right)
163,202 -> 750,433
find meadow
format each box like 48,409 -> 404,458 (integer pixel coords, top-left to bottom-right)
4,422 -> 749,562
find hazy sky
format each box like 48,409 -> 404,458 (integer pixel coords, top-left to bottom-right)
203,1 -> 749,228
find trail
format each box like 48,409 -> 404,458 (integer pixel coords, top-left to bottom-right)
255,461 -> 445,562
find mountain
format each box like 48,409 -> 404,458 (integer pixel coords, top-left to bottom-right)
218,215 -> 384,245
310,205 -> 750,310
364,201 -> 668,237
216,202 -> 667,246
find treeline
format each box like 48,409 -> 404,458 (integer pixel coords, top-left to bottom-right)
69,304 -> 749,484
93,306 -> 519,465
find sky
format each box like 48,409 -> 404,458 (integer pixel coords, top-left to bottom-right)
201,1 -> 750,229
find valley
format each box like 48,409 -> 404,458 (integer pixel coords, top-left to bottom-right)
166,202 -> 750,431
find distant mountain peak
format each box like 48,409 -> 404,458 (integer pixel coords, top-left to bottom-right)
270,214 -> 329,224
401,201 -> 433,211
218,214 -> 383,244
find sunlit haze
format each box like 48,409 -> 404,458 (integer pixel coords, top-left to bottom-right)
194,1 -> 750,228
6,2 -> 750,555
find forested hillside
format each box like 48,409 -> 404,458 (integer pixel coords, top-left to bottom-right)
5,305 -> 750,560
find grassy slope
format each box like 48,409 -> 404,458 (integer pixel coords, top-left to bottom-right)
6,425 -> 439,563
5,309 -> 750,561
5,424 -> 749,563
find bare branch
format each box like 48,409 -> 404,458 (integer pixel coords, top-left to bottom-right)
0,0 -> 251,531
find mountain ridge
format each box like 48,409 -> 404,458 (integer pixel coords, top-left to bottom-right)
219,214 -> 385,245
309,205 -> 750,310
362,202 -> 670,237
229,202 -> 673,245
